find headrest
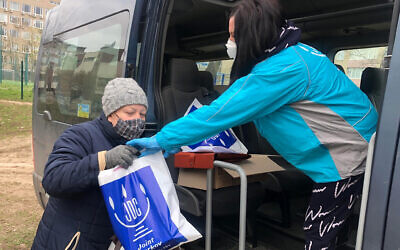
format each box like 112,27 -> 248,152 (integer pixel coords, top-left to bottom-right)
166,58 -> 200,92
198,71 -> 214,91
360,67 -> 387,112
360,67 -> 386,95
335,64 -> 345,73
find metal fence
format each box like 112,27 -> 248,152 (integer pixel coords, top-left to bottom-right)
1,69 -> 35,82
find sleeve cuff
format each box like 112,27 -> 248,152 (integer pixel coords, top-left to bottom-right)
98,151 -> 107,171
155,133 -> 170,151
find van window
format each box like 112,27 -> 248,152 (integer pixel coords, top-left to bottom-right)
37,12 -> 129,124
196,59 -> 233,86
334,46 -> 387,86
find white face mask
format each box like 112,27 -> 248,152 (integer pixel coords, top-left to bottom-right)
225,39 -> 237,59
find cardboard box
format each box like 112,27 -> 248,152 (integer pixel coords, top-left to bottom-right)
177,154 -> 285,190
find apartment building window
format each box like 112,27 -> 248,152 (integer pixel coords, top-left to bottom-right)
0,0 -> 6,9
9,15 -> 20,24
21,31 -> 30,40
10,29 -> 18,38
0,13 -> 7,23
0,27 -> 7,36
23,45 -> 30,53
34,6 -> 42,16
347,67 -> 364,79
22,4 -> 30,13
33,20 -> 43,29
22,17 -> 30,26
9,1 -> 19,11
49,1 -> 59,5
33,33 -> 40,41
12,43 -> 18,51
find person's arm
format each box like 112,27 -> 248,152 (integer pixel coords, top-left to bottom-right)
42,127 -> 101,198
156,62 -> 308,151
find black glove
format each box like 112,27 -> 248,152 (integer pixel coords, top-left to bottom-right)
105,145 -> 139,169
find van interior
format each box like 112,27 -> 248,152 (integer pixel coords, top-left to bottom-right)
155,0 -> 392,249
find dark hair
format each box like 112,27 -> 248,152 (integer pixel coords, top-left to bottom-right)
229,0 -> 284,83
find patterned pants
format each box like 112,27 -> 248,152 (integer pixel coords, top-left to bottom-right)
304,174 -> 364,250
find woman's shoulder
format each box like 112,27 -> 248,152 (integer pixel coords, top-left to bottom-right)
252,47 -> 305,76
52,121 -> 103,152
64,120 -> 92,132
60,119 -> 100,142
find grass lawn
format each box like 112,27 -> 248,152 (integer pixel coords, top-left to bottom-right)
0,82 -> 36,249
0,80 -> 34,103
0,102 -> 32,139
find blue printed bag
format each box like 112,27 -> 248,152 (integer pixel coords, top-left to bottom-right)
181,99 -> 248,154
99,152 -> 201,250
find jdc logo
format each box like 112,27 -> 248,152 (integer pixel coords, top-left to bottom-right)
122,187 -> 142,222
124,197 -> 141,221
108,183 -> 153,242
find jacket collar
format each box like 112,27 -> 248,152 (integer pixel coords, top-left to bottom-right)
98,113 -> 127,146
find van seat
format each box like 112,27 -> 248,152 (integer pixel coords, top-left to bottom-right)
162,58 -> 213,125
214,85 -> 229,95
198,71 -> 219,100
335,64 -> 345,73
254,127 -> 312,228
259,169 -> 313,227
360,67 -> 388,113
198,71 -> 214,91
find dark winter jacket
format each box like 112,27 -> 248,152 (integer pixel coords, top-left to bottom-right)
32,113 -> 126,250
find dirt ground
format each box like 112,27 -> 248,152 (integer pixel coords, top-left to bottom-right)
0,100 -> 32,106
0,134 -> 43,249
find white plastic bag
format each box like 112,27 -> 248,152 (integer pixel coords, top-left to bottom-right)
99,152 -> 202,250
181,99 -> 248,154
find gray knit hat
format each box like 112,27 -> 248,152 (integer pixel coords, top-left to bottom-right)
102,78 -> 148,117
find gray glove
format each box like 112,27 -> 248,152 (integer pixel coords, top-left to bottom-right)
105,145 -> 139,169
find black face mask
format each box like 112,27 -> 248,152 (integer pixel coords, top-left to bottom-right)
113,118 -> 145,140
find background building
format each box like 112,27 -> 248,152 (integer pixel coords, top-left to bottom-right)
0,0 -> 60,81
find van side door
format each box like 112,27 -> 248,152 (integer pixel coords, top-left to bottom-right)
361,12 -> 400,250
32,8 -> 132,207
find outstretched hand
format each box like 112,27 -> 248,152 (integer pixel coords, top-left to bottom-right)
126,137 -> 181,158
126,137 -> 161,157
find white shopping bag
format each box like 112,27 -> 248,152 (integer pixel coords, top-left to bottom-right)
99,152 -> 202,250
181,99 -> 248,154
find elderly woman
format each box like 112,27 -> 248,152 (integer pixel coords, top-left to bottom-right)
32,78 -> 148,249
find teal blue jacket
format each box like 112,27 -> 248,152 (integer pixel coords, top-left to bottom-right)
156,43 -> 378,183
